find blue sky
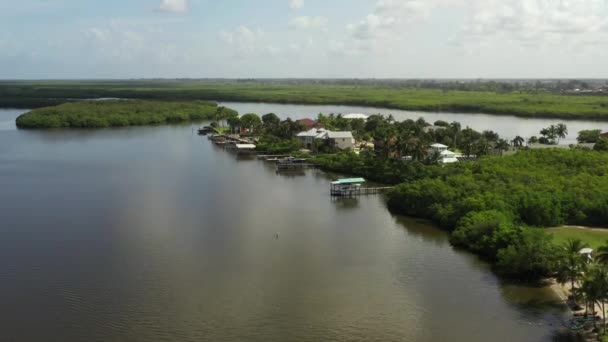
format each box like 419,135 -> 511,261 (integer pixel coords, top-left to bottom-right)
2,0 -> 608,79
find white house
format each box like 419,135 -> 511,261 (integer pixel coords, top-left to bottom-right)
430,143 -> 459,164
297,128 -> 327,149
326,131 -> 355,150
439,150 -> 459,164
430,143 -> 448,152
298,128 -> 355,150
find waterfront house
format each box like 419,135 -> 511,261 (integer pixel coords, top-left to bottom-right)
297,128 -> 326,149
430,143 -> 459,164
430,143 -> 449,152
439,150 -> 459,164
297,128 -> 355,150
325,131 -> 355,150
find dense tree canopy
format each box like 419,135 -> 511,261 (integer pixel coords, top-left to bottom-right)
16,100 -> 218,129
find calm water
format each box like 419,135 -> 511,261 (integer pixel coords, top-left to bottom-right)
221,102 -> 608,144
0,108 -> 568,341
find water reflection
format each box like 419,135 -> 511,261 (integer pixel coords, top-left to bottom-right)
392,215 -> 449,246
330,197 -> 360,210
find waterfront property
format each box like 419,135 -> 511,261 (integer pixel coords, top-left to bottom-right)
324,131 -> 355,150
430,143 -> 460,164
296,128 -> 325,149
439,150 -> 459,164
296,128 -> 356,150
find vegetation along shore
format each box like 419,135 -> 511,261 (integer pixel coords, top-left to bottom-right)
4,79 -> 608,120
15,100 -> 218,128
205,110 -> 608,339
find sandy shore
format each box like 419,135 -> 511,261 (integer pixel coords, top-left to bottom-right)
548,279 -> 571,303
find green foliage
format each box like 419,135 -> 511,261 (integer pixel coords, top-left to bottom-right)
311,151 -> 440,185
388,149 -> 608,230
578,129 -> 602,143
5,80 -> 608,119
261,113 -> 280,126
496,227 -> 558,280
382,149 -> 608,280
450,210 -> 518,260
255,136 -> 300,154
16,100 -> 218,129
240,113 -> 262,131
595,138 -> 608,151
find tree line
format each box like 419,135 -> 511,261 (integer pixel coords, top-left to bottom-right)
15,100 -> 219,128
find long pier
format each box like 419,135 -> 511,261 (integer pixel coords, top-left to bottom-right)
276,163 -> 320,171
257,154 -> 291,160
331,187 -> 394,196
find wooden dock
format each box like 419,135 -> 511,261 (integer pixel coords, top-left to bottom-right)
276,163 -> 319,171
331,187 -> 393,196
257,154 -> 291,161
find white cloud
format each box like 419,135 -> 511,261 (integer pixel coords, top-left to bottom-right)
347,0 -> 456,41
159,0 -> 188,13
290,0 -> 304,10
289,16 -> 328,30
458,0 -> 608,47
219,26 -> 267,58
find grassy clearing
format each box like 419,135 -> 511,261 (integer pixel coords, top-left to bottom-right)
548,226 -> 608,249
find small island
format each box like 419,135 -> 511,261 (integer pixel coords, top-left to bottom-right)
15,100 -> 219,129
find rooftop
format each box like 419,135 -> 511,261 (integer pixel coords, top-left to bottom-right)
297,128 -> 325,137
297,118 -> 317,128
235,144 -> 256,149
343,113 -> 369,120
431,143 -> 448,148
327,131 -> 354,139
331,178 -> 366,185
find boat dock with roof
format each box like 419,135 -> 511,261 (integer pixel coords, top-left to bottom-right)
330,178 -> 393,196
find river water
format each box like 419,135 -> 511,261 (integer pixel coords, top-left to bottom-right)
221,102 -> 608,144
0,108 -> 569,341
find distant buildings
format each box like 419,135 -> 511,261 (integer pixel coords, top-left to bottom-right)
343,113 -> 369,120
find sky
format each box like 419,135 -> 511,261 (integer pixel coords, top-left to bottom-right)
1,0 -> 608,79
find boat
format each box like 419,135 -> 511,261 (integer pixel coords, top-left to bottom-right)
197,126 -> 216,135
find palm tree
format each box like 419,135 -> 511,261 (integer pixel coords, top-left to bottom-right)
408,137 -> 427,161
512,136 -> 525,148
595,241 -> 608,265
556,239 -> 589,301
556,123 -> 568,144
580,265 -> 608,333
495,138 -> 510,152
